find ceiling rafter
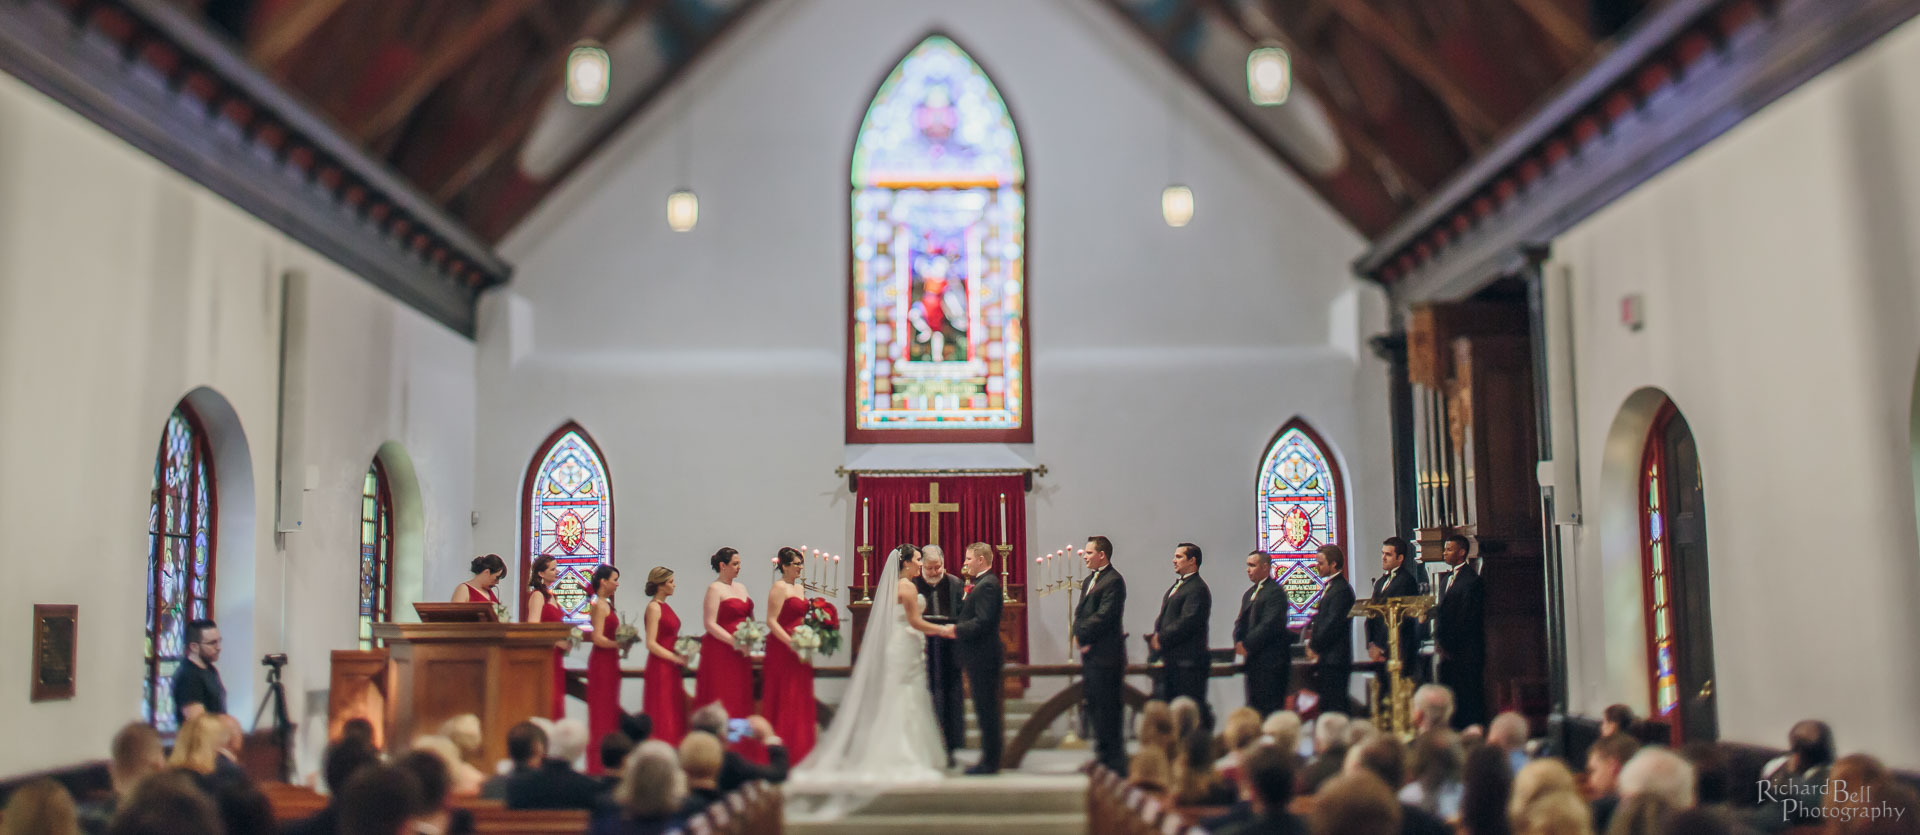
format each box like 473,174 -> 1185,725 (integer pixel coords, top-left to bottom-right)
248,0 -> 350,70
1318,0 -> 1501,147
353,0 -> 545,142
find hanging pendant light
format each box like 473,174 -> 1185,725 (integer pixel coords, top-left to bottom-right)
567,41 -> 611,106
1247,45 -> 1292,106
666,189 -> 699,232
1161,185 -> 1194,228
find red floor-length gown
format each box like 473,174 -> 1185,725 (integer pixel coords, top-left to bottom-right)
695,596 -> 766,763
586,608 -> 622,775
763,595 -> 817,761
642,602 -> 689,746
538,594 -> 568,719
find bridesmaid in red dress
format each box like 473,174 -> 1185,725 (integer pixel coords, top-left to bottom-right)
641,566 -> 690,746
585,564 -> 627,775
694,547 -> 766,763
764,547 -> 816,761
525,555 -> 568,718
451,554 -> 506,605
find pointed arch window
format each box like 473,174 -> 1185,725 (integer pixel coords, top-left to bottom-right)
145,404 -> 216,733
1257,420 -> 1345,628
523,424 -> 613,625
359,459 -> 394,649
1642,406 -> 1680,720
848,34 -> 1030,443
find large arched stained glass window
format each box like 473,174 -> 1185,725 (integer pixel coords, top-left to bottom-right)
146,404 -> 216,733
1257,419 -> 1345,629
523,424 -> 613,625
848,35 -> 1029,443
359,458 -> 394,649
1641,407 -> 1680,721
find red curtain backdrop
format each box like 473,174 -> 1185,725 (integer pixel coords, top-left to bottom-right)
855,475 -> 1027,592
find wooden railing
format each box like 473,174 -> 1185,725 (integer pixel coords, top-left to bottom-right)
263,778 -> 782,835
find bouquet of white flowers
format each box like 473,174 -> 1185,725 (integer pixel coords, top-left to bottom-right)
790,624 -> 822,664
674,635 -> 701,670
732,619 -> 769,654
613,611 -> 640,656
492,601 -> 511,623
568,627 -> 585,653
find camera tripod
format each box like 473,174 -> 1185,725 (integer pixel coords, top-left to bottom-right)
251,662 -> 292,782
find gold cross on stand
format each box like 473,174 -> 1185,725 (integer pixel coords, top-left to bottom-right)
909,482 -> 961,543
1349,594 -> 1436,739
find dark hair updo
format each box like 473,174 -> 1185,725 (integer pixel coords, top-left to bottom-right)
894,543 -> 919,569
589,564 -> 619,596
710,547 -> 740,573
777,547 -> 804,571
529,555 -> 557,593
470,554 -> 507,577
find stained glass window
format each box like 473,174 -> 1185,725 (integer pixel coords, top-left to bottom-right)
1257,420 -> 1345,629
849,35 -> 1029,442
145,404 -> 215,734
526,425 -> 612,625
359,459 -> 394,649
1642,432 -> 1679,718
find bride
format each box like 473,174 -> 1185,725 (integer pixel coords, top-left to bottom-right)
791,543 -> 953,785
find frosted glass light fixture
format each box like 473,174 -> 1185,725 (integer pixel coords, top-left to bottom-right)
567,42 -> 611,106
1161,185 -> 1194,227
666,189 -> 699,232
1247,46 -> 1291,106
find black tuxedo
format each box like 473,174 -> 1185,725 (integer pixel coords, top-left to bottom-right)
1150,572 -> 1212,722
915,572 -> 966,758
956,570 -> 1006,771
1434,561 -> 1486,728
1304,573 -> 1354,715
1365,565 -> 1424,682
1074,564 -> 1127,772
1233,577 -> 1294,716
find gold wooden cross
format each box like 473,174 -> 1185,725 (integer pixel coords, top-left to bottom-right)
909,482 -> 961,543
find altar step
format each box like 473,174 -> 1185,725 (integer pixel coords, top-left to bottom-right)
785,773 -> 1085,835
962,698 -> 1066,749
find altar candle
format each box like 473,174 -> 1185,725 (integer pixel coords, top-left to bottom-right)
998,494 -> 1008,544
862,497 -> 870,547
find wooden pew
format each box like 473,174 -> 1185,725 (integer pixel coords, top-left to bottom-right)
264,778 -> 782,834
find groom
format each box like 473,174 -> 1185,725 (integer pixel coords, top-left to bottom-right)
955,542 -> 1005,774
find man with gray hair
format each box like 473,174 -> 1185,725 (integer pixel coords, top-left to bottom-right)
1300,712 -> 1352,793
689,703 -> 789,791
1412,684 -> 1455,735
1487,711 -> 1531,775
1618,747 -> 1697,810
915,543 -> 966,766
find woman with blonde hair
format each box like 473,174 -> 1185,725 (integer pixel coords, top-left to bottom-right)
641,566 -> 690,746
593,740 -> 687,835
1137,701 -> 1177,758
167,713 -> 231,780
1508,758 -> 1580,822
1513,790 -> 1592,835
411,734 -> 486,797
0,778 -> 78,835
1127,746 -> 1173,797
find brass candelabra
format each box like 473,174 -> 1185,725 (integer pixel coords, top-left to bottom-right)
1349,594 -> 1436,739
855,544 -> 873,603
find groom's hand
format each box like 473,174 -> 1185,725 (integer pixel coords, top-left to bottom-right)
941,625 -> 957,639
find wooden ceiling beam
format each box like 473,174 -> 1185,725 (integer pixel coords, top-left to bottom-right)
248,0 -> 348,70
1320,0 -> 1502,145
353,0 -> 543,141
1506,0 -> 1597,66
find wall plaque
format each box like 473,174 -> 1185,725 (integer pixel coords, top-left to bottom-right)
32,604 -> 77,702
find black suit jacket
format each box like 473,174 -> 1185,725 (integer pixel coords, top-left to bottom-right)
1434,562 -> 1485,665
1152,573 -> 1211,666
1365,565 -> 1422,656
956,572 -> 1005,668
1306,574 -> 1354,668
506,760 -> 604,810
1074,566 -> 1127,668
914,573 -> 963,623
1233,578 -> 1293,659
717,744 -> 789,792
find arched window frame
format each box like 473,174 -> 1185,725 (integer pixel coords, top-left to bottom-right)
146,403 -> 217,733
846,32 -> 1032,444
1255,418 -> 1347,629
520,422 -> 615,625
1640,402 -> 1681,729
359,457 -> 394,649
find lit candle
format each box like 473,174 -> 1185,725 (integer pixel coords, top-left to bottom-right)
862,497 -> 870,547
998,494 -> 1008,544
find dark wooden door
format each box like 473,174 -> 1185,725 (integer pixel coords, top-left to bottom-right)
1661,408 -> 1719,742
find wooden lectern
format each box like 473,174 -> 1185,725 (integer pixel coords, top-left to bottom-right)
368,616 -> 572,766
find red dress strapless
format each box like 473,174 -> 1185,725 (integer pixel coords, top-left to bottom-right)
538,594 -> 567,718
642,602 -> 688,746
763,594 -> 816,761
586,608 -> 623,775
695,596 -> 765,763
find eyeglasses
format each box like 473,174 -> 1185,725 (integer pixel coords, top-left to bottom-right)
196,638 -> 222,646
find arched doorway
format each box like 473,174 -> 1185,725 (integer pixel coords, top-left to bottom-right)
1638,400 -> 1718,743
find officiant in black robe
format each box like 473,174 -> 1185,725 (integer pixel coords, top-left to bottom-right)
915,545 -> 966,766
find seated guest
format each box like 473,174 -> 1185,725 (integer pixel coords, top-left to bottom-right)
1311,773 -> 1402,835
1400,730 -> 1464,821
1508,759 -> 1580,822
1677,743 -> 1733,809
78,722 -> 166,834
341,717 -> 378,749
397,749 -> 476,835
621,712 -> 653,743
1458,744 -> 1512,835
590,740 -> 687,835
1347,718 -> 1380,750
677,732 -> 727,816
104,771 -> 222,835
1599,705 -> 1637,741
1511,790 -> 1592,835
2,778 -> 79,835
1173,725 -> 1239,806
338,764 -> 425,835
1218,707 -> 1267,781
1759,718 -> 1834,830
410,736 -> 484,798
1215,743 -> 1303,835
482,721 -> 546,800
168,713 -> 246,791
1412,684 -> 1455,736
1138,701 -> 1177,759
1128,747 -> 1174,797
1585,733 -> 1641,831
688,704 -> 788,791
1489,712 -> 1532,775
599,731 -> 636,789
1299,713 -> 1351,794
1262,711 -> 1304,767
1345,736 -> 1451,835
440,714 -> 485,766
550,718 -> 592,770
284,736 -> 381,835
1821,754 -> 1894,829
505,720 -> 602,810
208,779 -> 274,835
1605,795 -> 1677,835
1170,696 -> 1204,742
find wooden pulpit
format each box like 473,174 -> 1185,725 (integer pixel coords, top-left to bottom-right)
368,621 -> 573,765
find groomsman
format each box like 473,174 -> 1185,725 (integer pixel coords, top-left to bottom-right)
1365,537 -> 1423,681
1233,552 -> 1293,717
1434,534 -> 1486,729
1303,545 -> 1355,715
955,543 -> 1006,774
1074,535 -> 1128,773
915,545 -> 966,766
1148,543 -> 1212,726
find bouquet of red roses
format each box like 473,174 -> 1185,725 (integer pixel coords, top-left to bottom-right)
803,598 -> 842,658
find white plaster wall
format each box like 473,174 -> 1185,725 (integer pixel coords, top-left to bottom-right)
0,71 -> 476,775
487,0 -> 1392,712
1551,16 -> 1920,766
